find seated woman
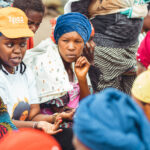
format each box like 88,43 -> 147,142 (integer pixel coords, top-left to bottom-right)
73,88 -> 150,150
0,97 -> 17,139
24,12 -> 93,127
0,7 -> 63,134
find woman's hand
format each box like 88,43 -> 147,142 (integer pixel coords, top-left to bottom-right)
75,56 -> 90,81
57,109 -> 75,121
37,120 -> 62,135
83,37 -> 96,65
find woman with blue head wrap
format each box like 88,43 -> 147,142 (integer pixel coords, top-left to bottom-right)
40,12 -> 92,114
73,88 -> 150,150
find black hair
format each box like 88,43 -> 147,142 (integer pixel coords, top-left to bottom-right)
13,0 -> 45,14
0,62 -> 26,75
148,3 -> 150,11
71,0 -> 91,17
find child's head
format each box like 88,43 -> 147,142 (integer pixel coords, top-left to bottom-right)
54,12 -> 92,64
13,0 -> 45,33
142,3 -> 150,33
0,7 -> 34,74
131,67 -> 150,121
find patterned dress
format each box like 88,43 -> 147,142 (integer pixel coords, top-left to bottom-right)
0,97 -> 17,139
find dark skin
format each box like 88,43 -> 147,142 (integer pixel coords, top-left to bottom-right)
0,36 -> 27,73
52,31 -> 91,120
142,10 -> 150,33
58,31 -> 90,100
25,10 -> 44,33
83,36 -> 96,65
136,61 -> 146,75
0,35 -> 64,134
132,95 -> 150,121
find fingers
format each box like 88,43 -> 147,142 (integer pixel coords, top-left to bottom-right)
48,129 -> 63,135
75,56 -> 90,68
53,118 -> 62,131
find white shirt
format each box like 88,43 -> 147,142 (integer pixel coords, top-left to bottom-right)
0,65 -> 39,120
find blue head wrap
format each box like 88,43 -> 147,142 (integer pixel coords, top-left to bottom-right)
0,32 -> 2,36
73,88 -> 150,150
54,12 -> 92,44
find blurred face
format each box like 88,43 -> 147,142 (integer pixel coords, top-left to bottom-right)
0,35 -> 27,73
132,95 -> 150,121
26,10 -> 44,33
73,136 -> 90,150
58,32 -> 84,63
143,11 -> 150,32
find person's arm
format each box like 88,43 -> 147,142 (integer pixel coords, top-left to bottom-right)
13,104 -> 62,134
75,56 -> 90,100
29,104 -> 74,122
13,120 -> 62,135
28,104 -> 54,123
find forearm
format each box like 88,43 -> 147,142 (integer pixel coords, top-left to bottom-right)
12,120 -> 35,128
31,114 -> 54,123
78,78 -> 90,100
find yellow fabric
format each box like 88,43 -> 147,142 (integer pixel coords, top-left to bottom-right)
131,66 -> 150,104
88,0 -> 127,18
0,7 -> 34,38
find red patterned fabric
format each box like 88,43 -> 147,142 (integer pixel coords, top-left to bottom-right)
137,31 -> 150,69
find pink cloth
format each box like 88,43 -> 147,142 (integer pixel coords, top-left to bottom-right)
40,108 -> 53,115
137,31 -> 150,69
67,82 -> 80,109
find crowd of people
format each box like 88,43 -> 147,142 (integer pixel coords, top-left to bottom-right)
0,0 -> 150,150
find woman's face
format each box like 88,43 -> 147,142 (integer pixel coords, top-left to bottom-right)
0,35 -> 27,72
58,32 -> 84,63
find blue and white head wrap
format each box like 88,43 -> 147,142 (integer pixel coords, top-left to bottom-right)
73,88 -> 150,150
54,12 -> 92,44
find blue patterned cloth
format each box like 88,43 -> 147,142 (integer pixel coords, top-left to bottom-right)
54,12 -> 91,44
73,88 -> 150,150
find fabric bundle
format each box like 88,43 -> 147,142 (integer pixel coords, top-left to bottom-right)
64,0 -> 150,18
73,88 -> 150,150
24,38 -> 72,103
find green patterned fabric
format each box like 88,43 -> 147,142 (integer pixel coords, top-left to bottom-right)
0,97 -> 17,139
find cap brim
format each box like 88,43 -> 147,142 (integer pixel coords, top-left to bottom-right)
1,28 -> 34,38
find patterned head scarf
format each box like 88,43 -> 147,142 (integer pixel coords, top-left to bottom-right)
54,12 -> 92,44
73,88 -> 150,150
137,31 -> 150,69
